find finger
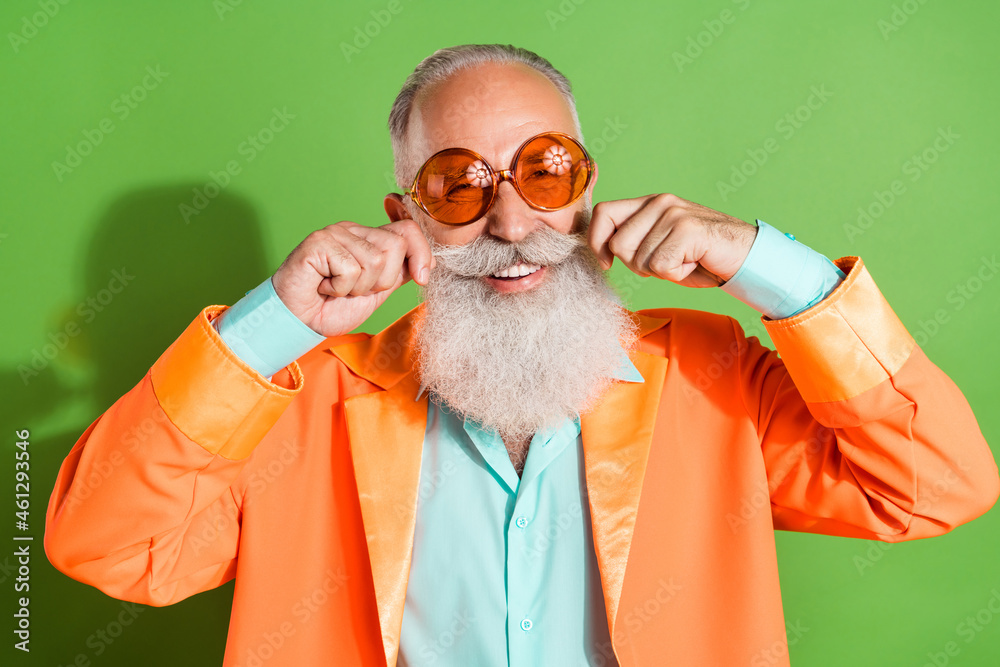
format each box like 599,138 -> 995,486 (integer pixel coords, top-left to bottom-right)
315,242 -> 363,297
646,225 -> 720,287
601,195 -> 676,275
384,219 -> 434,285
588,195 -> 658,270
613,201 -> 682,276
646,234 -> 697,283
354,225 -> 410,292
327,225 -> 387,296
693,264 -> 725,287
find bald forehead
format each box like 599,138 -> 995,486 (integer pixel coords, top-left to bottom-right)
407,62 -> 579,166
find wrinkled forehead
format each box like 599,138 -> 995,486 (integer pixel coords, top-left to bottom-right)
407,62 -> 580,169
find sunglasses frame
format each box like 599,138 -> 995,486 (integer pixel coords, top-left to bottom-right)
405,131 -> 595,225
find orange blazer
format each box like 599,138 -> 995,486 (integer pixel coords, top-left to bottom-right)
45,257 -> 1000,666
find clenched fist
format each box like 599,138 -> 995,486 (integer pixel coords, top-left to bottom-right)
271,219 -> 435,337
588,193 -> 757,288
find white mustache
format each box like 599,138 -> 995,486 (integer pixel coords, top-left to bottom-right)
429,228 -> 589,278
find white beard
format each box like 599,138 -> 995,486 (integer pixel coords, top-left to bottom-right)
412,226 -> 638,452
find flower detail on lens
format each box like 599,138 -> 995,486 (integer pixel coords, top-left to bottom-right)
542,144 -> 571,175
466,160 -> 491,188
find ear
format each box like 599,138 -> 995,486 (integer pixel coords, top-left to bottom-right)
587,161 -> 599,197
383,192 -> 409,222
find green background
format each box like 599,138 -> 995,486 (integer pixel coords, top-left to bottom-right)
2,0 -> 998,665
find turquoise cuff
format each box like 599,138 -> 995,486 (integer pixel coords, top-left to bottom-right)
215,277 -> 326,378
720,219 -> 846,320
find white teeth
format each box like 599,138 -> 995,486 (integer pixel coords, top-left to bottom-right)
492,263 -> 541,279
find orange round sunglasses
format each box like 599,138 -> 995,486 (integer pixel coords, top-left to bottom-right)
405,131 -> 595,225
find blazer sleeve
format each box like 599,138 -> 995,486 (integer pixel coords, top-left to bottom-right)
735,256 -> 1000,541
44,305 -> 304,606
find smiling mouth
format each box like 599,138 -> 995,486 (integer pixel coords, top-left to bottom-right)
490,262 -> 542,279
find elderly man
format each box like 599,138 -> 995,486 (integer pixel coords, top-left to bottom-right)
45,44 -> 998,666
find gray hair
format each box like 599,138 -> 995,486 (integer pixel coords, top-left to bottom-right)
388,44 -> 583,190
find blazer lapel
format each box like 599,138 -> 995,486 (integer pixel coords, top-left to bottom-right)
580,311 -> 670,644
328,306 -> 427,667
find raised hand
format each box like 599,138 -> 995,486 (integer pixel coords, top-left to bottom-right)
588,193 -> 757,288
271,219 -> 435,337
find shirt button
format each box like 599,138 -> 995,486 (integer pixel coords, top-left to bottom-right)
515,516 -> 528,529
520,618 -> 533,632
784,232 -> 796,241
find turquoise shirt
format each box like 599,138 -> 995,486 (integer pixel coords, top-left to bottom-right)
397,384 -> 634,666
215,219 -> 845,664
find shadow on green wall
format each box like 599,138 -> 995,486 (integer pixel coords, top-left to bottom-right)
2,185 -> 269,666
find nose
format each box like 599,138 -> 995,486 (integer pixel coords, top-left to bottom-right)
485,179 -> 537,243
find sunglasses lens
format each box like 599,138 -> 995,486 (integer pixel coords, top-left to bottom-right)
514,134 -> 591,210
416,149 -> 494,224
